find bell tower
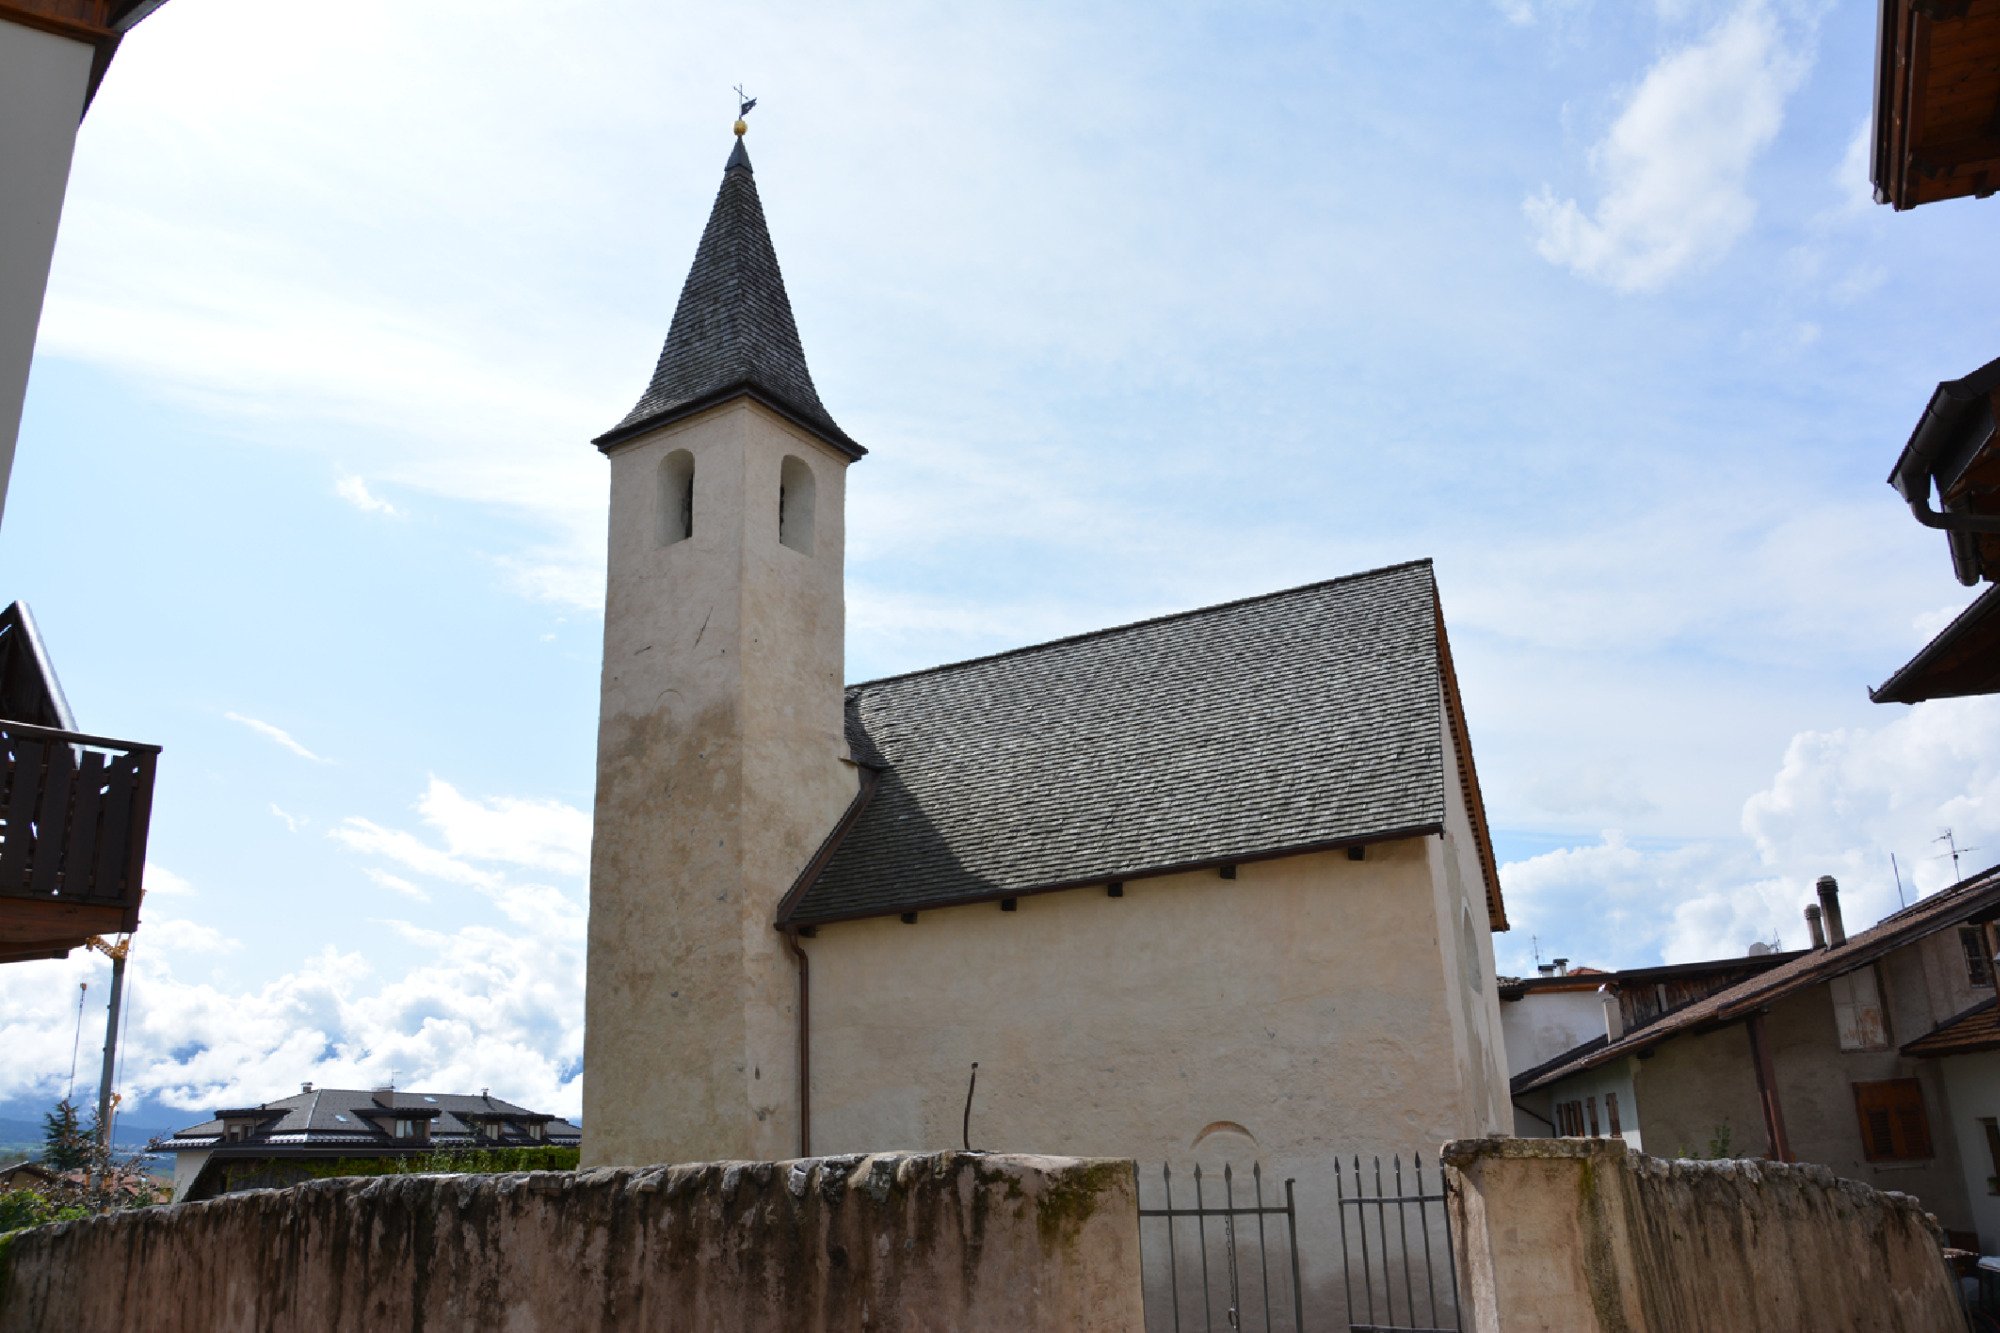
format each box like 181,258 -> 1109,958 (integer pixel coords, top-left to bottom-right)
581,123 -> 864,1167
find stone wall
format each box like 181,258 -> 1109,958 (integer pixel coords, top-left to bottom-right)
0,1152 -> 1143,1332
1444,1137 -> 1961,1333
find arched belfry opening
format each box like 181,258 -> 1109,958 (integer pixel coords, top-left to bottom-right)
659,449 -> 694,546
779,455 -> 815,554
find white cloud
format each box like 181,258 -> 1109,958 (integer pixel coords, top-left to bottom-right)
328,818 -> 495,888
269,803 -> 305,832
365,868 -> 430,903
0,784 -> 587,1122
1495,0 -> 1592,25
143,864 -> 196,897
1524,2 -> 1812,291
335,474 -> 401,517
1500,697 -> 2000,973
1834,116 -> 1874,213
416,777 -> 591,878
224,712 -> 329,763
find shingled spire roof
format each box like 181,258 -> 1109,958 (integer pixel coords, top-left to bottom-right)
594,138 -> 862,456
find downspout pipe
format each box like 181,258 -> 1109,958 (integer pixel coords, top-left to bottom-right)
783,926 -> 811,1158
1900,490 -> 2000,535
1745,1010 -> 1792,1162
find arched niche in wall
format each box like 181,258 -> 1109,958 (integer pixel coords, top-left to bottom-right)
659,449 -> 694,546
779,454 -> 815,555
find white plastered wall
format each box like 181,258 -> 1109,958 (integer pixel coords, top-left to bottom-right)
1431,697 -> 1511,1138
582,398 -> 857,1168
803,839 -> 1500,1316
0,19 -> 93,529
1937,1051 -> 2000,1252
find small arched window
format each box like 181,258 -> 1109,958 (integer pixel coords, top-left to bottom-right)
778,455 -> 815,554
659,449 -> 694,546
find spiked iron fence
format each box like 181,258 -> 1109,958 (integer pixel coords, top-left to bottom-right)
1335,1154 -> 1461,1333
1140,1162 -> 1305,1332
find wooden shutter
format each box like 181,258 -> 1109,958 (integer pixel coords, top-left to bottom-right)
1607,1093 -> 1622,1137
1854,1079 -> 1933,1161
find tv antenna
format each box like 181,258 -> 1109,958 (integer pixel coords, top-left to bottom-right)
1937,828 -> 1978,881
1891,852 -> 1906,909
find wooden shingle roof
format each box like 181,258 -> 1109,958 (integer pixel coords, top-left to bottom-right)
780,560 -> 1506,930
593,138 -> 860,457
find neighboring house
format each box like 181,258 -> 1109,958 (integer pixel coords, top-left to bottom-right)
1,0 -> 171,527
1868,1 -> 2000,701
1500,951 -> 1799,1138
1517,870 -> 2000,1242
158,1086 -> 582,1203
1873,353 -> 2000,704
578,126 -> 1513,1308
1871,0 -> 2000,212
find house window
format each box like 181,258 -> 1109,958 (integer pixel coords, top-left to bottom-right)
1962,927 -> 1994,988
1607,1093 -> 1622,1138
1854,1079 -> 1933,1162
1982,1118 -> 2000,1194
778,455 -> 815,554
1829,968 -> 1891,1051
659,449 -> 694,546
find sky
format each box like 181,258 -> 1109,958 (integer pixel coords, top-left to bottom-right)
2,0 -> 1998,1130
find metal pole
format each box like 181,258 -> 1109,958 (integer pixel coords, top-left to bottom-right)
1285,1179 -> 1304,1333
92,947 -> 127,1192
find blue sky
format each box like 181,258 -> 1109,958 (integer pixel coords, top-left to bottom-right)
4,0 -> 1999,1125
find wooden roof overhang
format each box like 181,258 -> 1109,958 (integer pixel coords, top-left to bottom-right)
1886,356 -> 2000,585
1872,582 -> 2000,702
1873,0 -> 2000,209
0,1 -> 171,112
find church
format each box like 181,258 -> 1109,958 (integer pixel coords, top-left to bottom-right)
577,124 -> 1512,1277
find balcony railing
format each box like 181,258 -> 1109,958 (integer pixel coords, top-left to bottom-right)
0,719 -> 159,962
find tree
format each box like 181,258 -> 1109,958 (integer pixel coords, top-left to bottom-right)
40,1099 -> 97,1172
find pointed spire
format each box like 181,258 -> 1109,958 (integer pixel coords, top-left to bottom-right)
594,139 -> 862,456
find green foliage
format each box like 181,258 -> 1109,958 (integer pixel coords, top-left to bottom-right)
0,1189 -> 91,1235
38,1101 -> 96,1173
1675,1123 -> 1736,1161
295,1145 -> 581,1182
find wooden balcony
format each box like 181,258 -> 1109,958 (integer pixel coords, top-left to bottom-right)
0,719 -> 159,964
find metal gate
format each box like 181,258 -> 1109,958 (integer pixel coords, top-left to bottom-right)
1139,1162 -> 1305,1332
1335,1154 -> 1461,1333
1140,1156 -> 1462,1332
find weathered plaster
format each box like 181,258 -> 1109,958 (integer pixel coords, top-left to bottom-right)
1626,975 -> 1972,1230
583,397 -> 857,1167
0,1153 -> 1144,1332
1444,1136 -> 1961,1333
804,835 -> 1507,1313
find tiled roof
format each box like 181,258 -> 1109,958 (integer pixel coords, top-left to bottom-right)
161,1088 -> 580,1152
593,138 -> 860,456
781,560 -> 1506,928
1510,1035 -> 1608,1096
1904,996 -> 2000,1057
1517,864 -> 2000,1093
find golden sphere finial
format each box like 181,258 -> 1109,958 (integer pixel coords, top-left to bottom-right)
733,118 -> 748,137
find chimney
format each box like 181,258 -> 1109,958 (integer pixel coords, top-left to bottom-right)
1537,963 -> 1556,976
373,1084 -> 396,1108
1599,985 -> 1625,1042
301,1081 -> 314,1094
1554,957 -> 1570,976
1804,903 -> 1826,950
1816,876 -> 1846,948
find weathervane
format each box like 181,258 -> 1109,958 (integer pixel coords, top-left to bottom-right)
733,85 -> 757,137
